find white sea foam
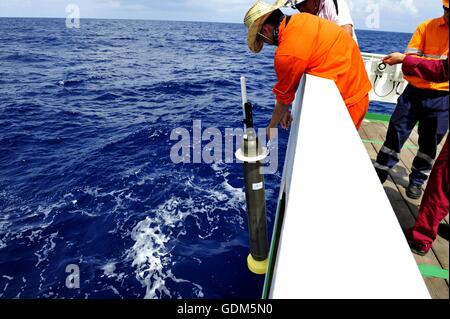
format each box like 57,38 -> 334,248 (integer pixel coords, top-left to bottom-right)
128,197 -> 201,299
37,200 -> 66,218
149,129 -> 164,139
128,162 -> 248,299
108,285 -> 121,297
211,161 -> 227,173
100,261 -> 125,281
34,231 -> 58,267
0,190 -> 66,251
101,262 -> 117,277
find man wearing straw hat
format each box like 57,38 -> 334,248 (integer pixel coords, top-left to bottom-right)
243,0 -> 371,137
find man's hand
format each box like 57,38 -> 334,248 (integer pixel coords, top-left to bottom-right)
266,100 -> 290,140
383,52 -> 406,65
266,126 -> 275,141
280,110 -> 292,129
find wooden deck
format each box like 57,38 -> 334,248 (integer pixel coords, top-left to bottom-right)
359,119 -> 449,299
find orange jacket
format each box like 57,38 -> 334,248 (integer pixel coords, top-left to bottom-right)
404,17 -> 449,91
272,13 -> 371,106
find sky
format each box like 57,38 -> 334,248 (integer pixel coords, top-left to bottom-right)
0,0 -> 446,33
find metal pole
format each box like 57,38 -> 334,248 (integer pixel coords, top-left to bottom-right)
236,77 -> 269,275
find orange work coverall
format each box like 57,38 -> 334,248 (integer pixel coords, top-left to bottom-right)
404,16 -> 449,92
272,13 -> 372,128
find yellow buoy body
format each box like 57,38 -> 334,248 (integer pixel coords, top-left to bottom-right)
247,254 -> 268,275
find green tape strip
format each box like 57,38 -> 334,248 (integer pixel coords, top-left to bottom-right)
364,112 -> 419,126
418,264 -> 449,280
364,113 -> 391,122
361,139 -> 419,149
362,113 -> 419,149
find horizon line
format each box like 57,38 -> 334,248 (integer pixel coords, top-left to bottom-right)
0,16 -> 413,34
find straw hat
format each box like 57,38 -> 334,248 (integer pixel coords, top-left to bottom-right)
444,0 -> 449,8
244,0 -> 287,53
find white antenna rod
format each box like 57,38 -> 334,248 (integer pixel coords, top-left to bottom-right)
240,76 -> 248,105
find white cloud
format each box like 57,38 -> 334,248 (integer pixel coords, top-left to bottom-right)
108,0 -> 121,9
347,0 -> 418,17
184,0 -> 254,14
399,0 -> 419,15
344,0 -> 448,31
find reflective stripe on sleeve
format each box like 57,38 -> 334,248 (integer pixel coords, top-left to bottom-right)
405,48 -> 424,56
422,53 -> 447,59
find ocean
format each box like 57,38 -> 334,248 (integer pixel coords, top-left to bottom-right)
0,18 -> 412,299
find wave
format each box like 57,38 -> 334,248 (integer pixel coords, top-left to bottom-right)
209,78 -> 236,88
57,79 -> 85,87
98,126 -> 152,154
111,37 -> 138,41
185,38 -> 224,44
137,80 -> 208,96
1,52 -> 52,63
93,92 -> 121,101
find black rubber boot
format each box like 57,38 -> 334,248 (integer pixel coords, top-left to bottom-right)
406,182 -> 422,199
438,224 -> 449,241
407,240 -> 429,256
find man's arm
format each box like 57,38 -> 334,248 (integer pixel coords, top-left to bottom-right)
402,56 -> 449,83
269,55 -> 307,138
340,24 -> 353,37
335,0 -> 355,38
383,52 -> 449,83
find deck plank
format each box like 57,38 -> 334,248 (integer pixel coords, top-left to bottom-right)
379,122 -> 447,162
362,122 -> 421,211
375,122 -> 449,270
359,125 -> 416,229
359,121 -> 449,299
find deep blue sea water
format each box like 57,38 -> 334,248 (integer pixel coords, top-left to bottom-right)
0,18 -> 411,299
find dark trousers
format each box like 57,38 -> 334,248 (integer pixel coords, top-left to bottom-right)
375,85 -> 449,185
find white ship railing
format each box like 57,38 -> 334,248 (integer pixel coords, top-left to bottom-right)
362,52 -> 408,104
262,74 -> 429,299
